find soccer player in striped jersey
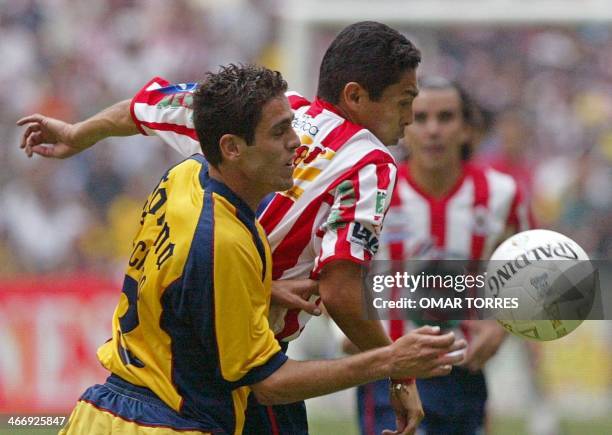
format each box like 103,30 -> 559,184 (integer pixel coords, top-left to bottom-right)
21,64 -> 467,435
349,77 -> 534,435
18,21 -> 450,435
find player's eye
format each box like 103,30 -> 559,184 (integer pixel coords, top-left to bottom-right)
414,113 -> 427,123
438,111 -> 455,123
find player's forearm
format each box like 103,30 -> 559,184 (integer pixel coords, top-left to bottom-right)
319,261 -> 392,351
69,99 -> 138,149
327,303 -> 392,350
251,347 -> 392,405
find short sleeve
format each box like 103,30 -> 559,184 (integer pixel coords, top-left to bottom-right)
130,77 -> 202,157
312,162 -> 397,277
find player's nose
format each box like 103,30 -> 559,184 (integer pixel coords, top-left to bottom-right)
287,129 -> 300,151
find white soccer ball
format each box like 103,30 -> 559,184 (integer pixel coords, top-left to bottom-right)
484,229 -> 596,341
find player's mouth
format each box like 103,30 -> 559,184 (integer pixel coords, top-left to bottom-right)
423,144 -> 446,155
283,161 -> 294,174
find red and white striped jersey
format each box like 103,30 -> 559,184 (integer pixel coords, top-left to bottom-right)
131,77 -> 397,342
380,162 -> 534,340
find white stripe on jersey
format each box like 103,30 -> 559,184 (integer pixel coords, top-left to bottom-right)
445,181 -> 475,257
133,102 -> 197,130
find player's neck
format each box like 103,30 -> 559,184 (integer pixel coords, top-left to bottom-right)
208,165 -> 261,213
409,160 -> 463,199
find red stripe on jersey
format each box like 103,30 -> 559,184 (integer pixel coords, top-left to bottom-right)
259,194 -> 295,236
271,194 -> 326,279
139,121 -> 198,142
305,98 -> 325,117
506,182 -> 535,230
322,122 -> 364,152
332,170 -> 360,259
470,166 -> 489,260
377,164 -> 392,191
375,163 -> 393,224
403,163 -> 467,248
278,309 -> 299,341
130,76 -> 171,135
287,94 -> 311,110
132,77 -> 171,103
429,199 -> 446,248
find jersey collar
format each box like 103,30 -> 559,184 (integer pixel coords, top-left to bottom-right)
195,155 -> 256,221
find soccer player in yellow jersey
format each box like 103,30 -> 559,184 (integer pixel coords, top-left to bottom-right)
20,64 -> 466,435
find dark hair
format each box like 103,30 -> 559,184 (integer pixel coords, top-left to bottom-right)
317,21 -> 421,104
418,76 -> 482,160
193,64 -> 287,167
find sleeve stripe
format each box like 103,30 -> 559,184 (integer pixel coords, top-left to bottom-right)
228,350 -> 288,388
130,77 -> 171,135
140,121 -> 199,141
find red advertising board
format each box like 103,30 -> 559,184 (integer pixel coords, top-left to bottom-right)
0,275 -> 119,413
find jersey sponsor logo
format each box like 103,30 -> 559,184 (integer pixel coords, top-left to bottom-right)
293,144 -> 324,166
350,222 -> 379,254
291,115 -> 320,136
374,189 -> 388,225
157,92 -> 194,110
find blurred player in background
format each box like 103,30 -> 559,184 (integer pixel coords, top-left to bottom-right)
29,63 -> 466,435
345,77 -> 534,435
17,21 -> 452,435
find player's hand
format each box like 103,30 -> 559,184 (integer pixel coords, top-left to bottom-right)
461,320 -> 507,372
389,325 -> 467,379
271,279 -> 321,316
383,382 -> 424,435
17,114 -> 81,159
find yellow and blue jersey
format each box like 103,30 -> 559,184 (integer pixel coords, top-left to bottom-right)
94,154 -> 287,434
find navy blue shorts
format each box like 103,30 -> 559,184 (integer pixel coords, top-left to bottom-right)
243,394 -> 308,435
60,375 -> 220,434
357,368 -> 487,435
243,342 -> 309,435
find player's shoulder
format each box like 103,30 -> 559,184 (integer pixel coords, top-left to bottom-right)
337,129 -> 395,165
165,155 -> 206,182
468,163 -> 518,197
285,90 -> 311,110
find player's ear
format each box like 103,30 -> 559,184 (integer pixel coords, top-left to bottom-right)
340,82 -> 367,110
218,134 -> 246,162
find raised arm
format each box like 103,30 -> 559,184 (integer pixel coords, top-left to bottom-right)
18,76 -> 203,160
17,99 -> 137,159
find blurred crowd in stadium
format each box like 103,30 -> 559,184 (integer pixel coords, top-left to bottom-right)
1,0 -> 610,278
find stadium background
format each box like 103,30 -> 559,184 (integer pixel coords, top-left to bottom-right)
0,0 -> 610,433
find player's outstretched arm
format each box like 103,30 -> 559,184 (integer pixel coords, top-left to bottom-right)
250,325 -> 466,406
17,99 -> 137,159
